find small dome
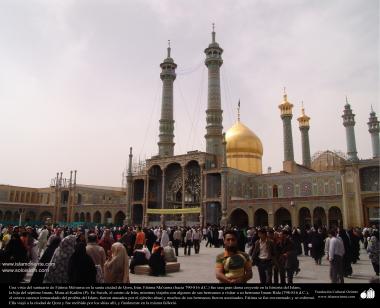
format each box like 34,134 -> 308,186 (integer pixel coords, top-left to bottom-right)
311,150 -> 346,172
226,121 -> 263,174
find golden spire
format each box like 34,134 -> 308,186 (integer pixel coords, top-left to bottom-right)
237,99 -> 240,122
297,101 -> 310,127
279,87 -> 293,116
283,86 -> 287,101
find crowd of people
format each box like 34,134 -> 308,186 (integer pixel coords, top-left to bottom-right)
0,222 -> 378,284
0,224 -> 203,283
215,224 -> 379,284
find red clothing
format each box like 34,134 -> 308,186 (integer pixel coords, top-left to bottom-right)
99,237 -> 114,254
135,232 -> 145,246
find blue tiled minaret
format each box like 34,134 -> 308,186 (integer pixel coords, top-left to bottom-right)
205,24 -> 224,157
342,98 -> 359,161
279,89 -> 295,162
297,104 -> 311,168
368,106 -> 380,158
158,41 -> 177,157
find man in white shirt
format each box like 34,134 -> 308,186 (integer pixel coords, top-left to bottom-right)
37,226 -> 49,257
218,229 -> 224,248
193,228 -> 201,254
184,228 -> 193,256
328,229 -> 345,283
173,227 -> 182,256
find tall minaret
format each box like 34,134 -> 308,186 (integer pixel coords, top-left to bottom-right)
158,40 -> 177,157
367,106 -> 380,158
279,88 -> 295,171
204,24 -> 224,157
342,97 -> 359,161
297,103 -> 311,168
126,147 -> 133,225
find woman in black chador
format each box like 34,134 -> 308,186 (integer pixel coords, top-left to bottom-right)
311,228 -> 325,265
0,234 -> 29,283
338,228 -> 353,277
149,246 -> 166,276
67,241 -> 97,283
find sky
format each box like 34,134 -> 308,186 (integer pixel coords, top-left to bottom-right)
0,0 -> 378,188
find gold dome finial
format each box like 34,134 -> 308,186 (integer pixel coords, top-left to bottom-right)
237,99 -> 241,122
297,101 -> 310,127
279,87 -> 293,116
283,86 -> 287,100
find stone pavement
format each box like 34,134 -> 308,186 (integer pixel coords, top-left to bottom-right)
130,241 -> 378,283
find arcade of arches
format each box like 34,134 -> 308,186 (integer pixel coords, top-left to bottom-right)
228,205 -> 343,229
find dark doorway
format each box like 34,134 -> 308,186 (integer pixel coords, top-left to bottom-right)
230,209 -> 249,228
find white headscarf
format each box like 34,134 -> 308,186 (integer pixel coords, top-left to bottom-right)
160,230 -> 170,247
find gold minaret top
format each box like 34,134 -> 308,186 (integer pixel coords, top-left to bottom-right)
297,102 -> 310,127
279,87 -> 294,116
225,100 -> 263,174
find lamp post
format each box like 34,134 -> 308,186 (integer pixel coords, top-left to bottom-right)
18,208 -> 25,226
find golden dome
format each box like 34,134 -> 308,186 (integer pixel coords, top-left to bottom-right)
226,121 -> 263,174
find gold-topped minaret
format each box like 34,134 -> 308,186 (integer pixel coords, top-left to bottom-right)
297,102 -> 312,168
297,102 -> 310,127
278,87 -> 294,116
279,87 -> 295,171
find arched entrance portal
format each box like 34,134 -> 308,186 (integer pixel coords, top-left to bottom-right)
115,211 -> 126,226
254,209 -> 268,227
4,211 -> 12,221
206,203 -> 221,225
133,179 -> 144,201
39,211 -> 52,223
60,208 -> 67,223
275,208 -> 292,227
93,211 -> 101,223
229,209 -> 249,228
132,204 -> 143,225
313,207 -> 326,228
104,211 -> 112,224
362,196 -> 380,227
328,207 -> 342,228
299,207 -> 311,229
25,211 -> 36,223
147,165 -> 163,224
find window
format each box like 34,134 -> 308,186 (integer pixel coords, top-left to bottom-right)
273,185 -> 278,198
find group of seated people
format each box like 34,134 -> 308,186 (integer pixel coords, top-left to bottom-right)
130,241 -> 177,276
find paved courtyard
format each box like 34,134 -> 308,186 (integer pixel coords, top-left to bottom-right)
130,241 -> 378,283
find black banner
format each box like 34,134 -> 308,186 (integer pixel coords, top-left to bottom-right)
4,283 -> 380,305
